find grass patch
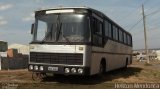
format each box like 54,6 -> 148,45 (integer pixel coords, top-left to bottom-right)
153,72 -> 160,77
144,63 -> 152,66
1,60 -> 160,89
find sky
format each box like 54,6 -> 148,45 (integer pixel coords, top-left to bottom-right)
0,0 -> 160,50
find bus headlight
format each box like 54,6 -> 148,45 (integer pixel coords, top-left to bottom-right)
29,65 -> 33,70
71,68 -> 76,73
65,68 -> 70,73
34,65 -> 38,70
78,68 -> 83,74
39,66 -> 44,71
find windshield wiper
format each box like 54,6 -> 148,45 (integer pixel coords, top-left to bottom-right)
57,23 -> 71,44
55,15 -> 71,44
41,24 -> 53,44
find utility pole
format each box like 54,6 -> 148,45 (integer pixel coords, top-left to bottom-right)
142,4 -> 149,64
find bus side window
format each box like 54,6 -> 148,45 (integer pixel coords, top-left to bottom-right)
123,32 -> 127,44
113,25 -> 118,40
127,35 -> 129,45
105,20 -> 112,39
108,23 -> 112,38
92,18 -> 98,33
119,29 -> 123,42
115,27 -> 118,40
105,20 -> 109,37
127,35 -> 131,46
113,25 -> 116,40
130,36 -> 132,46
94,20 -> 102,35
92,17 -> 103,46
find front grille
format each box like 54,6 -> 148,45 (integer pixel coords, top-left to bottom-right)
30,52 -> 83,65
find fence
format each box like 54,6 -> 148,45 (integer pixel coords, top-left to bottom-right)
1,55 -> 28,70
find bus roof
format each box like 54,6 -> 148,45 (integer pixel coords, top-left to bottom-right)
35,7 -> 131,35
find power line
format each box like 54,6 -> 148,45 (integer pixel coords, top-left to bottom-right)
148,24 -> 160,31
143,0 -> 149,5
145,1 -> 160,12
128,18 -> 143,31
132,25 -> 159,36
132,29 -> 143,34
132,19 -> 160,34
147,18 -> 160,24
118,7 -> 141,21
116,0 -> 148,22
146,8 -> 160,16
131,5 -> 160,34
133,36 -> 160,42
121,0 -> 148,31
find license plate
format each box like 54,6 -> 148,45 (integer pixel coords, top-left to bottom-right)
48,66 -> 58,71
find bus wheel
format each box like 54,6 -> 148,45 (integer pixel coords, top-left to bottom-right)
32,72 -> 45,81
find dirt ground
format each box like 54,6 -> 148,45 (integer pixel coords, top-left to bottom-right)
0,60 -> 160,89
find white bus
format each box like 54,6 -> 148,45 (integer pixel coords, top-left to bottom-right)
28,7 -> 132,76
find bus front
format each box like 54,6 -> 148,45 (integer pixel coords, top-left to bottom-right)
28,8 -> 91,75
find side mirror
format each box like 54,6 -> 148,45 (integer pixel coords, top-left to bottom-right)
31,23 -> 35,34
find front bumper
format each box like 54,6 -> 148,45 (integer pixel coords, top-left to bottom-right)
28,64 -> 90,75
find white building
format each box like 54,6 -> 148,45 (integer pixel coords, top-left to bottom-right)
0,52 -> 7,70
136,52 -> 146,60
0,55 -> 1,70
8,44 -> 29,55
156,50 -> 160,60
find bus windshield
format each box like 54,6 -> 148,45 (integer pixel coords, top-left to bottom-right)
33,14 -> 90,43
